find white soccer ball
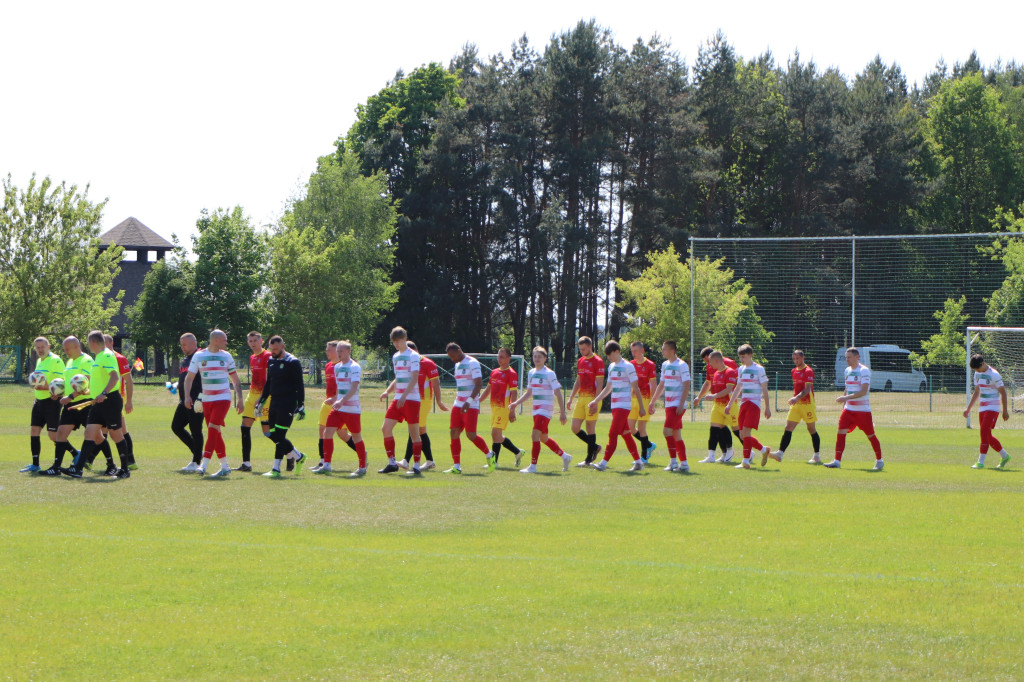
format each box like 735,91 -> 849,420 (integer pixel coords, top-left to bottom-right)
29,371 -> 48,389
69,374 -> 89,394
49,377 -> 65,397
193,394 -> 204,413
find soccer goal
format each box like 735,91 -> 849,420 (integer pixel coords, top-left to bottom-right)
965,326 -> 1024,428
422,353 -> 527,413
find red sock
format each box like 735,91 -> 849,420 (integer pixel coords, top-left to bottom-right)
212,430 -> 226,459
624,433 -> 639,460
544,438 -> 561,453
835,433 -> 846,461
412,440 -> 422,464
472,435 -> 489,454
666,436 -> 676,461
323,438 -> 334,464
450,438 -> 461,465
677,438 -> 686,462
383,436 -> 396,459
603,435 -> 617,461
531,441 -> 541,465
748,436 -> 763,452
742,436 -> 753,459
867,434 -> 882,460
355,440 -> 367,468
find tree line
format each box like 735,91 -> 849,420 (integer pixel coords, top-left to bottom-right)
342,22 -> 1024,368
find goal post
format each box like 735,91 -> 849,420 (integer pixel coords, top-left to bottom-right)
422,353 -> 527,414
965,326 -> 1024,429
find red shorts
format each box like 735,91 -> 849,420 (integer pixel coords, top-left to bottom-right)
450,406 -> 480,432
325,410 -> 361,434
838,409 -> 874,435
738,401 -> 761,430
609,408 -> 632,437
202,399 -> 231,427
384,399 -> 420,425
664,406 -> 685,430
532,415 -> 551,434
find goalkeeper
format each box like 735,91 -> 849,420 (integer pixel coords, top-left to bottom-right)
256,335 -> 307,477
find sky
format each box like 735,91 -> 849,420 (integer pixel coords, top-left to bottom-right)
3,0 -> 1021,248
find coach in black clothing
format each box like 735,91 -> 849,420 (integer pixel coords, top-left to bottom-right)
256,335 -> 306,474
172,333 -> 205,469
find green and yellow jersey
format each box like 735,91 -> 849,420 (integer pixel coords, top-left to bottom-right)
65,354 -> 95,399
90,348 -> 122,399
33,352 -> 65,400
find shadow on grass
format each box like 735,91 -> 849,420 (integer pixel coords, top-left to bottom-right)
82,477 -> 119,484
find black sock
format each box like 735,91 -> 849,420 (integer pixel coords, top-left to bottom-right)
585,433 -> 598,462
405,437 -> 414,461
502,437 -> 520,453
779,430 -> 793,452
344,435 -> 357,451
99,438 -> 114,466
492,442 -> 501,458
318,438 -> 325,461
721,427 -> 734,451
115,439 -> 130,470
74,441 -> 95,469
421,433 -> 433,461
30,435 -> 41,466
241,425 -> 252,462
732,429 -> 742,444
635,433 -> 651,453
124,432 -> 135,465
575,429 -> 589,444
53,441 -> 68,467
811,432 -> 821,454
708,427 -> 720,451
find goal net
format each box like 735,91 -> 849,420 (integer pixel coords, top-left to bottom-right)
422,353 -> 527,414
966,327 -> 1024,428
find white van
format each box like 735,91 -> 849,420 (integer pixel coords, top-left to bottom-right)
834,345 -> 928,392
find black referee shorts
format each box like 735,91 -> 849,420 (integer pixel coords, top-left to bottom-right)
60,399 -> 92,430
31,398 -> 61,431
267,402 -> 296,432
86,391 -> 124,430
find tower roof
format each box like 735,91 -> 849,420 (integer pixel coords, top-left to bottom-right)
99,217 -> 174,250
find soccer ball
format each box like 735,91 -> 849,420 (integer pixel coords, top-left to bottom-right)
193,394 -> 204,413
29,371 -> 48,389
49,377 -> 65,397
69,374 -> 89,394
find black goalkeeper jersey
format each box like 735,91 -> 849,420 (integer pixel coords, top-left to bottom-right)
258,352 -> 305,411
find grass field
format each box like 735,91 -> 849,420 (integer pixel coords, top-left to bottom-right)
2,383 -> 1022,680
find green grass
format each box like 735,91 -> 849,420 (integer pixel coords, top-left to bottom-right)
1,384 -> 1022,680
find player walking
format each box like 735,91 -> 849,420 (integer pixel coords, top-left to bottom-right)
400,341 -> 447,470
628,341 -> 658,462
22,336 -> 65,473
63,331 -> 133,479
38,337 -> 92,476
771,350 -> 821,464
963,354 -> 1011,469
174,333 -> 205,472
238,331 -> 271,472
378,327 -> 422,474
478,347 -> 525,468
724,344 -> 773,469
566,336 -> 605,465
316,341 -> 370,476
508,346 -> 571,473
316,340 -> 339,469
183,330 -> 244,477
694,347 -> 741,463
443,343 -> 495,473
647,340 -> 691,472
589,341 -> 645,472
103,334 -> 137,469
827,347 -> 884,470
256,335 -> 307,477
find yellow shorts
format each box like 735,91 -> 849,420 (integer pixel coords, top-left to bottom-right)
628,396 -> 651,422
419,391 -> 433,426
491,405 -> 510,430
709,401 -> 739,428
786,401 -> 817,424
242,390 -> 269,421
572,393 -> 599,422
318,401 -> 334,427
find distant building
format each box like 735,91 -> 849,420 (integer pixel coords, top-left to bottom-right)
98,217 -> 174,349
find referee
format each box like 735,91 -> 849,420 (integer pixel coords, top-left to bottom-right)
22,336 -> 65,473
256,335 -> 306,477
174,333 -> 205,472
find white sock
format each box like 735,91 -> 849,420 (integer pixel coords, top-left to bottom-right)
389,457 -> 397,464
978,453 -> 987,464
220,461 -> 229,471
1000,449 -> 1009,457
726,448 -> 734,457
743,457 -> 751,464
708,450 -> 715,459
